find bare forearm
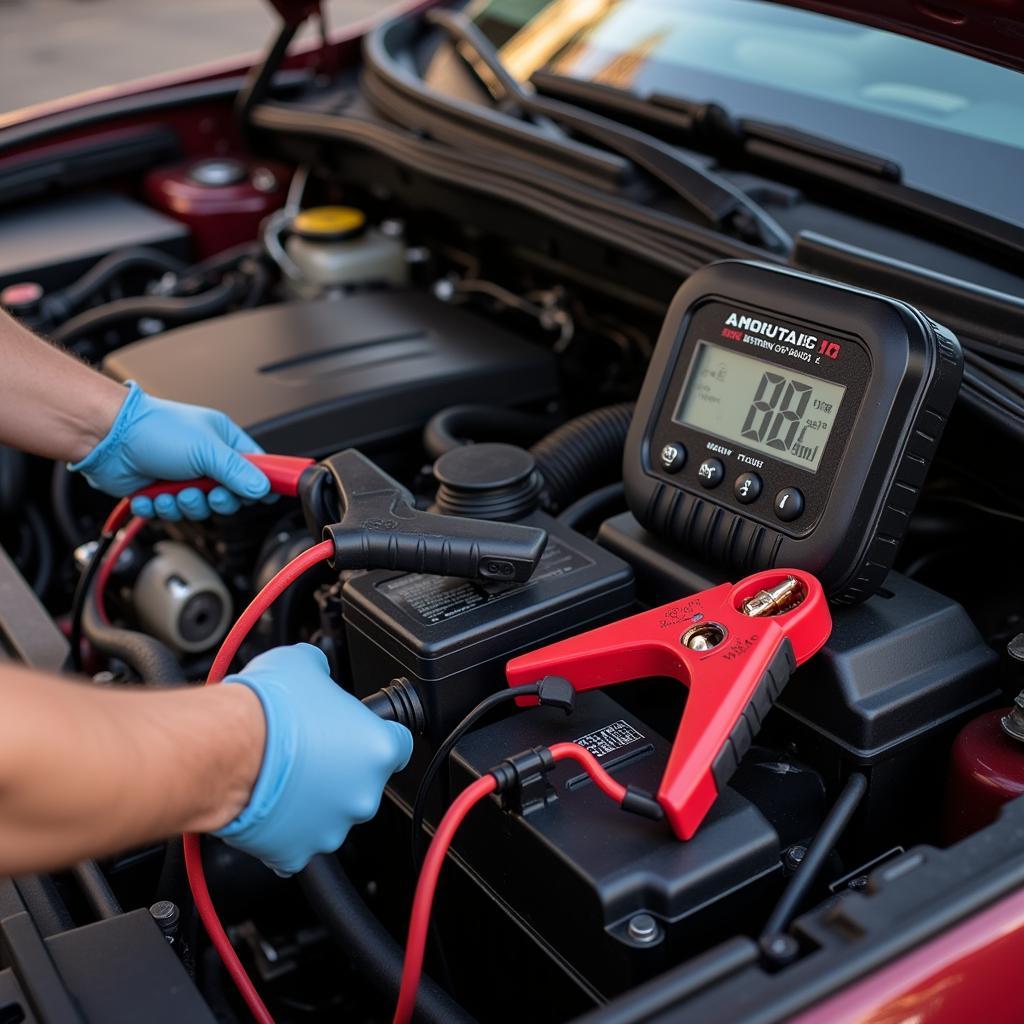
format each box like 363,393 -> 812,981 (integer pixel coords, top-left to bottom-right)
0,309 -> 126,462
0,666 -> 265,874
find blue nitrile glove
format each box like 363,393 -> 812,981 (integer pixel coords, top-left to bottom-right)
215,643 -> 414,876
69,381 -> 270,520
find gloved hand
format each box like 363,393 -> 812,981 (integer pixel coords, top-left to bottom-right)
215,643 -> 413,876
70,381 -> 270,520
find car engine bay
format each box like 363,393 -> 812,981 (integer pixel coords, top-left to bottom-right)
2,3 -> 1024,1022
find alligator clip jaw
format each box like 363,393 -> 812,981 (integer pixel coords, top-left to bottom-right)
505,569 -> 831,840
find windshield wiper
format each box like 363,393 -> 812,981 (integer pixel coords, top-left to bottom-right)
531,71 -> 902,182
529,71 -> 1024,266
426,7 -> 792,255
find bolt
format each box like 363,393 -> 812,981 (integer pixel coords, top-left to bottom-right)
848,875 -> 868,891
682,622 -> 726,651
627,913 -> 661,944
1001,692 -> 1024,743
784,845 -> 807,871
761,933 -> 800,966
150,900 -> 180,942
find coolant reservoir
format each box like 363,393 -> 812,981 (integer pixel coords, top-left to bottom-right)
284,206 -> 408,298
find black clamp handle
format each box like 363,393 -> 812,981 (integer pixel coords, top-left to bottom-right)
302,449 -> 547,583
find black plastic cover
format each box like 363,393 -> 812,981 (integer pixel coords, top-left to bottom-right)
0,902 -> 214,1024
449,690 -> 785,996
104,292 -> 558,456
342,511 -> 634,739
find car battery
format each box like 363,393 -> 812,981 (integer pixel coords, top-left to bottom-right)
342,510 -> 634,743
444,690 -> 800,997
597,510 -> 1000,854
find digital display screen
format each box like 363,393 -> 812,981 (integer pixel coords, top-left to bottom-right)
674,342 -> 846,472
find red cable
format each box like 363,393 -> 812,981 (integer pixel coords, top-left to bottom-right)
392,742 -> 633,1024
547,742 -> 629,804
393,774 -> 498,1024
94,516 -> 145,625
101,497 -> 132,536
180,538 -> 335,1024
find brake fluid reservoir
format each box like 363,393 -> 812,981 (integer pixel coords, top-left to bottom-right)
285,206 -> 408,298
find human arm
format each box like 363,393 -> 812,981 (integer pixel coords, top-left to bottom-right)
0,645 -> 412,876
0,305 -> 126,463
0,307 -> 269,518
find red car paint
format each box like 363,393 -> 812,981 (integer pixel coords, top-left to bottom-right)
1,1 -> 1022,1018
507,569 -> 831,840
790,883 -> 1024,1023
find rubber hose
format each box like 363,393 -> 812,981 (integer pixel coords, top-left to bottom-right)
423,405 -> 555,461
50,276 -> 242,347
556,481 -> 625,531
529,403 -> 634,511
44,247 -> 187,322
81,597 -> 184,685
51,461 -> 88,548
23,504 -> 54,599
300,855 -> 477,1024
0,445 -> 27,517
72,860 -> 122,920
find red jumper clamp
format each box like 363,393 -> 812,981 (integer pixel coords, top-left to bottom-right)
505,569 -> 831,840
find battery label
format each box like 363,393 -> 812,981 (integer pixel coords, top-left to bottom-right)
574,720 -> 645,759
376,536 -> 593,626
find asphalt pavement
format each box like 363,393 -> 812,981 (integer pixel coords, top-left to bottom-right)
0,0 -> 383,113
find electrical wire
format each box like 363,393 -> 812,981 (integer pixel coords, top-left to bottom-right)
181,538 -> 335,1024
393,741 -> 629,1024
410,684 -> 540,870
94,516 -> 146,624
68,499 -> 131,670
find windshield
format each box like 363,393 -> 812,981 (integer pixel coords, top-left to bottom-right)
469,0 -> 1024,228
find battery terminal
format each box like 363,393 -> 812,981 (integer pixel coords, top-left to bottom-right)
741,577 -> 805,618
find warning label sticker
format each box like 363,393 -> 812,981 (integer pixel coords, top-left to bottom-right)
574,720 -> 646,759
375,536 -> 592,626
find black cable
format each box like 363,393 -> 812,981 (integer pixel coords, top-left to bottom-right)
72,860 -> 122,920
761,772 -> 867,948
22,504 -> 54,599
557,481 -> 626,531
411,684 -> 541,870
51,460 -> 89,547
69,532 -> 114,672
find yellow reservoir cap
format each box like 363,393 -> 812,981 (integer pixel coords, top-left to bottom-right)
292,206 -> 367,240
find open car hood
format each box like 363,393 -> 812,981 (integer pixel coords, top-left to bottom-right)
770,0 -> 1024,72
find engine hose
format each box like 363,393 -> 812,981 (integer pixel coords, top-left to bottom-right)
72,860 -> 122,921
529,402 -> 634,511
51,461 -> 88,547
22,504 -> 54,599
42,246 -> 188,323
0,445 -> 27,518
422,405 -> 555,461
81,596 -> 184,685
49,275 -> 243,347
299,855 -> 477,1024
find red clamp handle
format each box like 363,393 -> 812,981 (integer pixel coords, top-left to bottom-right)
131,453 -> 315,502
506,569 -> 831,840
